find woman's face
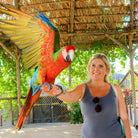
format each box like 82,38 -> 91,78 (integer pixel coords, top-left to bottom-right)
89,58 -> 109,81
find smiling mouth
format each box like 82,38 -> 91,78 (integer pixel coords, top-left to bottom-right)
93,73 -> 100,75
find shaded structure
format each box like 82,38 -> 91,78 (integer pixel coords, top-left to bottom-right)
0,0 -> 137,126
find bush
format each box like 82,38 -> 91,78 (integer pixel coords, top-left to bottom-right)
66,102 -> 83,124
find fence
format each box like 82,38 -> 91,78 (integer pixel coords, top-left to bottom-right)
0,90 -> 138,127
0,96 -> 70,126
123,90 -> 138,125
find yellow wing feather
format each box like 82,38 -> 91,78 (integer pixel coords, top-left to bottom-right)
0,5 -> 51,70
2,4 -> 32,18
17,38 -> 43,49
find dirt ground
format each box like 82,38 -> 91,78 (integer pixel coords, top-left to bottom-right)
0,122 -> 138,138
0,123 -> 82,138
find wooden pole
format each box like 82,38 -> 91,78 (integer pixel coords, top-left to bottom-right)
69,65 -> 71,91
30,107 -> 33,123
0,115 -> 2,126
14,0 -> 19,9
0,41 -> 22,115
129,0 -> 136,126
129,34 -> 136,126
14,0 -> 22,114
9,100 -> 14,125
16,47 -> 22,114
69,0 -> 75,91
105,32 -> 137,126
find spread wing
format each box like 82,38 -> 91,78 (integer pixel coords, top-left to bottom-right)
0,4 -> 60,69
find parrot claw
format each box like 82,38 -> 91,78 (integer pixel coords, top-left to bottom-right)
41,83 -> 53,93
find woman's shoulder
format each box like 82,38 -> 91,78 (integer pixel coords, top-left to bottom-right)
111,83 -> 122,96
75,83 -> 86,89
111,83 -> 121,90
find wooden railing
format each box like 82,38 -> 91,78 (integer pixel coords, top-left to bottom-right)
0,97 -> 26,126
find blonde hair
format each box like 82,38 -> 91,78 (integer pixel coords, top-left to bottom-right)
87,53 -> 111,83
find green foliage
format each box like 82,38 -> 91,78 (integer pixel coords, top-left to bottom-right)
66,102 -> 83,124
0,42 -> 34,120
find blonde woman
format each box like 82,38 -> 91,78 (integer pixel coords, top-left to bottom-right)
41,53 -> 132,138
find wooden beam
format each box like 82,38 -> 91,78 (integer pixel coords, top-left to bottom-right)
57,21 -> 131,26
40,13 -> 130,20
0,42 -> 16,59
0,97 -> 26,101
132,44 -> 138,53
105,34 -> 129,52
20,0 -> 70,7
0,31 -> 135,39
42,12 -> 131,19
20,3 -> 129,11
134,71 -> 138,76
60,31 -> 135,38
119,70 -> 130,87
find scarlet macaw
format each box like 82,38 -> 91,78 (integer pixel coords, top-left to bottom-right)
0,4 -> 75,130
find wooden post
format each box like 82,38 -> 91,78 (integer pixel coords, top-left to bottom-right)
14,0 -> 19,9
0,115 -> 2,126
30,107 -> 33,123
9,100 -> 14,125
16,47 -> 22,114
69,65 -> 71,91
14,0 -> 22,114
69,0 -> 75,91
129,34 -> 136,126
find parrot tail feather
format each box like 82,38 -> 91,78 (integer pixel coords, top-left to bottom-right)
14,106 -> 26,130
14,88 -> 41,130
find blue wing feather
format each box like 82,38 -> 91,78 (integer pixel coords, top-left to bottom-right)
30,67 -> 41,96
36,11 -> 57,31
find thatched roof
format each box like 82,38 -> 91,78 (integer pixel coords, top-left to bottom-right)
0,0 -> 137,49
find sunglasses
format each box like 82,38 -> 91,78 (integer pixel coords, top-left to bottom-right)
93,97 -> 102,112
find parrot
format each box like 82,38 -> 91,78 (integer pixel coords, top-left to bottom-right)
0,4 -> 75,130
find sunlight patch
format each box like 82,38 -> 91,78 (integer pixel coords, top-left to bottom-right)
64,131 -> 70,134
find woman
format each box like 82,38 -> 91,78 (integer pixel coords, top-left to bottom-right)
41,53 -> 132,138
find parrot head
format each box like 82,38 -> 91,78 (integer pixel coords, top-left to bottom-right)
62,45 -> 75,62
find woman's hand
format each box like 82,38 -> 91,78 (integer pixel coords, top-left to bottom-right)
41,83 -> 62,96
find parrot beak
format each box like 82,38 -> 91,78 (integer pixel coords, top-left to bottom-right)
66,50 -> 75,62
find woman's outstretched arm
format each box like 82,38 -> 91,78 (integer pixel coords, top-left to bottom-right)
41,83 -> 85,103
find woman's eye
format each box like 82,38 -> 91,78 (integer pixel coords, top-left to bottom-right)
99,65 -> 103,68
92,64 -> 96,67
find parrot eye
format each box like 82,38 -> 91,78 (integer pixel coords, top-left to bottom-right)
63,49 -> 66,52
